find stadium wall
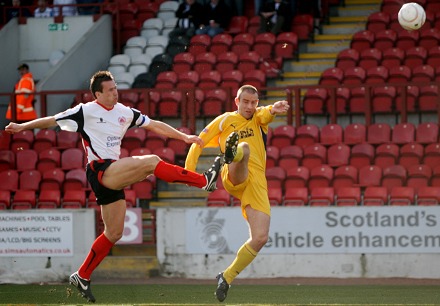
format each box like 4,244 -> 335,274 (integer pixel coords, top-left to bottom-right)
157,207 -> 440,279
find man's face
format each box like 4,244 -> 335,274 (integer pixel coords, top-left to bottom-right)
235,91 -> 259,119
18,68 -> 27,77
96,80 -> 118,105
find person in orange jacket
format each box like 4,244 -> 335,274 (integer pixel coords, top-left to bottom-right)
6,63 -> 37,123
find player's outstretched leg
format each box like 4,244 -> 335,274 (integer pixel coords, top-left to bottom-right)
224,131 -> 239,164
69,271 -> 96,303
202,155 -> 223,192
215,272 -> 230,302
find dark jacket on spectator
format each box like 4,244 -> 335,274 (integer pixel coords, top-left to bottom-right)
200,0 -> 231,29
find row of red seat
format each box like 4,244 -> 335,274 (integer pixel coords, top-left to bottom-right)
367,10 -> 440,33
0,188 -> 138,210
266,142 -> 440,170
336,46 -> 440,70
265,163 -> 440,193
351,28 -> 440,52
207,186 -> 440,207
267,123 -> 440,149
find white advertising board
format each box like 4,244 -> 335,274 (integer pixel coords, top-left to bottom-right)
0,212 -> 73,257
186,206 -> 440,254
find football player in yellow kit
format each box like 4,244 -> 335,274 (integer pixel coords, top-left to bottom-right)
185,84 -> 289,302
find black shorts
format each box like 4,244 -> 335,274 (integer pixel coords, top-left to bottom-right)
86,159 -> 125,205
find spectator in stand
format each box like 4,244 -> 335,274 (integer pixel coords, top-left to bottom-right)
6,63 -> 37,123
53,0 -> 78,17
76,0 -> 103,16
258,0 -> 290,35
298,0 -> 322,33
224,0 -> 243,16
6,0 -> 31,22
174,0 -> 204,37
34,0 -> 53,18
196,0 -> 231,37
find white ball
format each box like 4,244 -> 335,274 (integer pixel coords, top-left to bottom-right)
398,2 -> 426,31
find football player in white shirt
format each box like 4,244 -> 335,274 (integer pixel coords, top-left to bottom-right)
5,70 -> 222,303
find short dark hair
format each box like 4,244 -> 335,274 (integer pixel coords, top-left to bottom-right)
17,63 -> 29,70
236,85 -> 258,99
90,71 -> 114,98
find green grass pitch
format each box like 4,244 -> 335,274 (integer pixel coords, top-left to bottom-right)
0,284 -> 440,305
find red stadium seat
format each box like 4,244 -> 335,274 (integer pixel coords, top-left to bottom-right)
193,52 -> 217,75
336,187 -> 361,206
19,169 -> 41,191
253,32 -> 276,59
395,85 -> 419,113
270,125 -> 295,149
363,186 -> 388,206
372,86 -> 396,113
0,169 -> 19,191
202,88 -> 228,117
348,86 -> 367,113
388,65 -> 412,84
199,71 -> 222,89
302,144 -> 327,170
423,143 -> 440,168
320,124 -> 343,146
173,53 -> 194,74
291,14 -> 313,40
309,187 -> 334,206
188,34 -> 211,56
37,190 -> 61,209
327,144 -> 350,168
11,190 -> 36,210
216,52 -> 238,74
207,189 -> 231,207
416,123 -> 438,144
395,30 -> 419,51
284,166 -> 309,189
366,12 -> 390,33
155,71 -> 178,89
226,16 -> 248,35
319,67 -> 344,85
392,123 -> 415,145
350,30 -> 374,52
158,90 -> 183,118
342,67 -> 366,85
381,48 -> 404,70
37,148 -> 61,173
177,71 -> 199,89
359,165 -> 382,187
166,127 -> 191,158
380,0 -> 401,15
278,145 -> 303,170
367,123 -> 391,145
16,149 -> 38,172
274,32 -> 298,59
266,167 -> 286,189
389,187 -> 414,206
303,88 -> 328,115
11,130 -> 34,152
33,129 -> 56,153
382,165 -> 407,192
418,85 -> 439,112
231,33 -> 255,54
333,165 -> 358,191
131,176 -> 156,200
61,148 -> 84,171
309,165 -> 333,190
124,189 -> 137,208
417,187 -> 440,206
210,33 -> 233,56
336,48 -> 359,70
399,143 -> 424,169
350,143 -> 375,169
359,48 -> 382,70
63,168 -> 87,192
0,130 -> 11,150
427,46 -> 440,68
243,69 -> 266,88
62,190 -> 86,209
294,124 -> 319,148
374,144 -> 399,168
153,147 -> 175,164
407,164 -> 431,192
41,168 -> 65,191
283,187 -> 308,206
419,28 -> 440,50
344,123 -> 366,145
404,46 -> 428,69
332,87 -> 350,114
57,130 -> 80,149
366,66 -> 389,85
373,29 -> 397,51
237,51 -> 260,75
411,65 -> 435,83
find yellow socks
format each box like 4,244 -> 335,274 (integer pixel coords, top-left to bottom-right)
233,144 -> 244,163
223,242 -> 258,284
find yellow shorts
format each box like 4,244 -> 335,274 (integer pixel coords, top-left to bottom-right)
221,166 -> 270,219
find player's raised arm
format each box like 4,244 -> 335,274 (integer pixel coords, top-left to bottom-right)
5,116 -> 58,134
